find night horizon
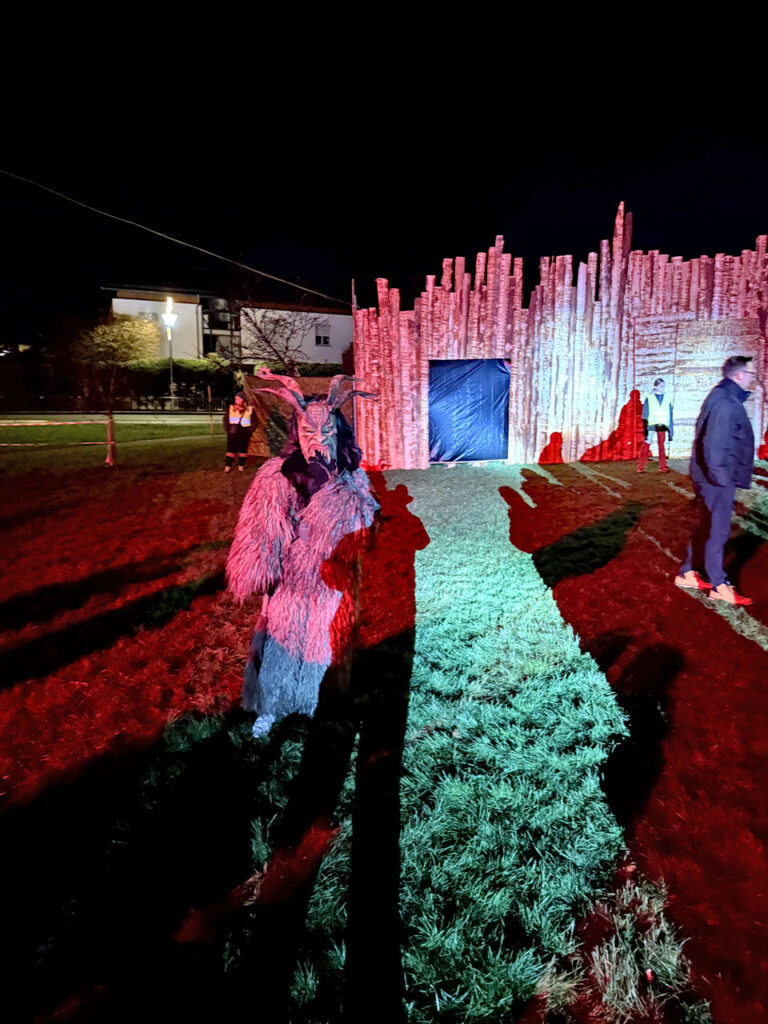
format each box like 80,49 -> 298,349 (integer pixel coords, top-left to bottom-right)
3,121 -> 768,341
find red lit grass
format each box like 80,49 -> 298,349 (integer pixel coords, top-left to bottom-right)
0,461 -> 257,805
505,462 -> 768,1024
3,447 -> 766,1021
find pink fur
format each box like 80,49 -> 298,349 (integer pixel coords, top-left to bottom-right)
227,462 -> 378,663
226,458 -> 295,602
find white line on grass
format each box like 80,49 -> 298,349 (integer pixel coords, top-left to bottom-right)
524,464 -> 563,486
639,527 -> 768,653
570,462 -> 624,498
536,469 -> 768,656
577,465 -> 633,490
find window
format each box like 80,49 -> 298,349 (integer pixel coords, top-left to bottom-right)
315,322 -> 331,347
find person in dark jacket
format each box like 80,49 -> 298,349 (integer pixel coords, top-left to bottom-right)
675,356 -> 757,604
223,391 -> 256,472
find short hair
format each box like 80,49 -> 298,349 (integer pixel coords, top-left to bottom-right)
722,356 -> 754,378
653,377 -> 665,387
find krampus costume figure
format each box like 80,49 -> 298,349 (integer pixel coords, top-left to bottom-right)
226,370 -> 378,736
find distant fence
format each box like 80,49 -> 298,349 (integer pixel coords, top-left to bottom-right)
9,396 -> 228,414
0,418 -> 117,465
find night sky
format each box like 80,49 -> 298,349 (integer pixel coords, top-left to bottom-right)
3,96 -> 767,345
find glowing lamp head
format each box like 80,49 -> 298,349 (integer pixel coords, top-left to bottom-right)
161,296 -> 178,329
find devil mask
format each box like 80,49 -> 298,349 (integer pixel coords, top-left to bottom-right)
297,400 -> 338,464
247,369 -> 376,471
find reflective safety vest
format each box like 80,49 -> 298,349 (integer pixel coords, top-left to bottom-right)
229,404 -> 253,427
644,392 -> 672,429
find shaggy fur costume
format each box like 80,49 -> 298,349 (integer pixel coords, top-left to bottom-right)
227,456 -> 378,734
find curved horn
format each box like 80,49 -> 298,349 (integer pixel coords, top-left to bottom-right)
326,374 -> 354,408
255,368 -> 307,407
331,388 -> 379,411
251,385 -> 306,415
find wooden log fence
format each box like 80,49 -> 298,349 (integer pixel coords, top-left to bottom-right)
354,204 -> 768,468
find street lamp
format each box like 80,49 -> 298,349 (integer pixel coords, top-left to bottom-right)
161,296 -> 178,410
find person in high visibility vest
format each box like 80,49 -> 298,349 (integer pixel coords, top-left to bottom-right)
223,391 -> 256,472
637,377 -> 673,473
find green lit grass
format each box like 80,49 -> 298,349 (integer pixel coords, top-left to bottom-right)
127,461 -> 711,1020
0,421 -> 224,445
248,463 -> 628,1020
0,432 -> 225,476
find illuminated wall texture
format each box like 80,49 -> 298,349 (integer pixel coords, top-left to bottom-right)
354,204 -> 768,468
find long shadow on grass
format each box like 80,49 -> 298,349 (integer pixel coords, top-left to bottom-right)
499,490 -> 644,587
0,572 -> 225,690
0,549 -> 201,630
591,634 -> 685,826
0,496 -> 86,534
225,476 -> 427,1023
723,530 -> 764,589
531,501 -> 644,587
2,709 -> 264,1023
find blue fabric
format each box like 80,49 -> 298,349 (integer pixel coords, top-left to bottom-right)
428,359 -> 510,462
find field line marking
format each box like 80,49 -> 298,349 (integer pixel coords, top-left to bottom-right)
570,462 -> 624,498
523,464 -> 563,487
638,525 -> 768,654
576,465 -> 633,490
667,481 -> 694,499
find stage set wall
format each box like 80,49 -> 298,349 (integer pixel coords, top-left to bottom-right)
353,204 -> 768,469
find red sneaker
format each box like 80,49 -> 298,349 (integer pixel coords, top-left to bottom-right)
708,583 -> 753,606
674,571 -> 712,590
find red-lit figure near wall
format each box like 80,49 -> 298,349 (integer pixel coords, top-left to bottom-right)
226,370 -> 378,736
637,377 -> 673,473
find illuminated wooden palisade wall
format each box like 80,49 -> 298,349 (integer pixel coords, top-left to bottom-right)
354,204 -> 768,468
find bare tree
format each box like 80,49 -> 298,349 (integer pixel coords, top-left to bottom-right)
217,289 -> 327,376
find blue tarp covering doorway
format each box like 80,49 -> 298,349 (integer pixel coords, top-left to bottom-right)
428,359 -> 510,462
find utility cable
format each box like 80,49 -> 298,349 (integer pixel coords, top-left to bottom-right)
0,168 -> 350,308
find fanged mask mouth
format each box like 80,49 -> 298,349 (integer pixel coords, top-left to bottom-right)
298,405 -> 338,465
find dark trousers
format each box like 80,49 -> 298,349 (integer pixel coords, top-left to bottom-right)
680,479 -> 735,587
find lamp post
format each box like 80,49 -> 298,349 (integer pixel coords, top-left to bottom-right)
161,296 -> 178,410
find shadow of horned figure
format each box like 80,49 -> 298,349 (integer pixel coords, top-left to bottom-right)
228,472 -> 429,1023
320,472 -> 430,1019
225,369 -> 378,737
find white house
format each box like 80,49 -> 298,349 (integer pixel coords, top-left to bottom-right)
108,289 -> 352,366
238,305 -> 352,366
111,290 -> 203,360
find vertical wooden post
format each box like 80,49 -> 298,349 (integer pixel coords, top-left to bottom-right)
207,384 -> 214,435
105,413 -> 116,467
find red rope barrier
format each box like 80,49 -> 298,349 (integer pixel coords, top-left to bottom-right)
0,417 -> 116,464
0,441 -> 112,448
0,420 -> 109,427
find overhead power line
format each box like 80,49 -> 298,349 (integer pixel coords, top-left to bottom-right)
0,168 -> 351,308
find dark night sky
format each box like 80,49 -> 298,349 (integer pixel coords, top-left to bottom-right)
3,77 -> 767,344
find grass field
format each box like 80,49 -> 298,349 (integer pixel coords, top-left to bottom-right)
0,417 -> 224,446
0,421 -> 226,475
5,442 -> 766,1021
